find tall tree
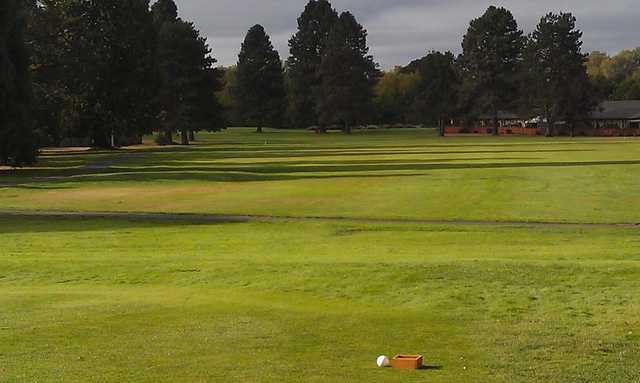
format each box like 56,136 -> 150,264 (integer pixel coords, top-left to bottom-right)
0,0 -> 37,166
63,0 -> 158,147
413,51 -> 459,136
150,0 -> 177,24
27,0 -> 69,147
526,12 -> 598,136
236,25 -> 286,133
286,0 -> 338,129
156,19 -> 222,144
460,6 -> 524,135
317,12 -> 379,134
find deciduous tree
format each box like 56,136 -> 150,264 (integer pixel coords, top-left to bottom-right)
374,69 -> 420,125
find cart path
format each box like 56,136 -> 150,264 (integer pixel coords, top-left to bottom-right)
1,209 -> 638,229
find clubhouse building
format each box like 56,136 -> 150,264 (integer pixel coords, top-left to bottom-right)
445,100 -> 640,136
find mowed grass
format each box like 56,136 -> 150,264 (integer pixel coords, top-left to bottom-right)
1,128 -> 640,382
1,128 -> 640,223
1,216 -> 640,382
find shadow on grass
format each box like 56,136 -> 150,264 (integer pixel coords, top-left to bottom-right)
419,365 -> 443,371
0,214 -> 248,234
2,158 -> 640,188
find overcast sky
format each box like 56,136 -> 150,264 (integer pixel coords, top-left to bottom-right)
174,0 -> 639,69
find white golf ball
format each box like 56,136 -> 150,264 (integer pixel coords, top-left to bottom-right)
377,355 -> 390,368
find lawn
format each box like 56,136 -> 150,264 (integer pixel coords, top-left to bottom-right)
1,128 -> 640,223
1,128 -> 639,382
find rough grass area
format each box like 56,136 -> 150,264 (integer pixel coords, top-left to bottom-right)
1,217 -> 639,382
1,128 -> 640,223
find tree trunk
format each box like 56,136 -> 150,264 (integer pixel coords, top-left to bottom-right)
344,121 -> 351,134
439,119 -> 445,137
189,130 -> 195,141
92,131 -> 111,149
180,130 -> 189,145
544,107 -> 553,137
493,109 -> 499,136
164,129 -> 173,144
545,118 -> 554,137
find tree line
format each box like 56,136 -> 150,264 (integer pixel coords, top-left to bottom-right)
359,7 -> 604,137
2,0 -> 637,166
224,3 -> 619,138
2,0 -> 225,167
587,49 -> 640,101
229,1 -> 379,134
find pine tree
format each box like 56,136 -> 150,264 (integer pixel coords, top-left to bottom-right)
0,0 -> 37,166
460,6 -> 524,135
413,51 -> 459,136
27,0 -> 69,147
151,0 -> 178,24
236,25 -> 286,134
317,12 -> 379,134
526,13 -> 598,136
286,0 -> 338,129
154,0 -> 225,145
63,0 -> 158,147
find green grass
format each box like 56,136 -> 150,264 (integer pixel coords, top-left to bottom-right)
1,128 -> 640,223
1,217 -> 639,382
1,128 -> 640,382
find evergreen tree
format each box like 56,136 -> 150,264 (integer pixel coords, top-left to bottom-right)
192,66 -> 226,136
27,0 -> 69,147
286,0 -> 338,129
0,0 -> 37,166
236,25 -> 286,134
151,0 -> 177,24
526,13 -> 598,136
413,51 -> 459,136
317,12 -> 379,134
460,6 -> 524,135
157,20 -> 216,144
64,0 -> 158,147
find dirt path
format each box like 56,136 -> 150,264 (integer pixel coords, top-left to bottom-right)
1,209 -> 638,229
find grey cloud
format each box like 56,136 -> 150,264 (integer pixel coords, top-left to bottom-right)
174,0 -> 640,69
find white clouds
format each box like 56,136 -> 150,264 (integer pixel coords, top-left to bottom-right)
173,0 -> 640,69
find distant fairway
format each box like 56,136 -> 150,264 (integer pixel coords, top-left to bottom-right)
2,128 -> 640,223
1,129 -> 640,382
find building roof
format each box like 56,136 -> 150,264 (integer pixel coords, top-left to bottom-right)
592,100 -> 640,120
477,111 -> 521,120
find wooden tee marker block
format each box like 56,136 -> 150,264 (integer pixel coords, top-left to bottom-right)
391,355 -> 423,370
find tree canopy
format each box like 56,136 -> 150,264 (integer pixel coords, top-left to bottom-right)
413,51 -> 459,136
459,6 -> 524,135
586,48 -> 640,101
525,12 -> 597,136
317,12 -> 379,133
286,0 -> 338,129
0,0 -> 37,166
236,25 -> 286,133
